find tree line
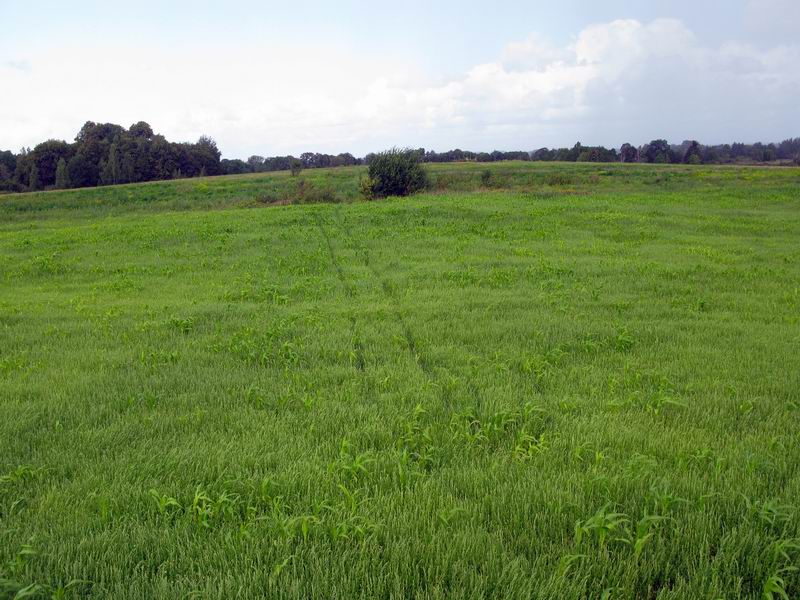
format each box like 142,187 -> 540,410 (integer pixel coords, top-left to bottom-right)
1,121 -> 799,194
0,121 -> 222,193
419,139 -> 800,165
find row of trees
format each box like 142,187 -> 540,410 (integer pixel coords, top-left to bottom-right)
391,149 -> 531,164
0,121 -> 222,193
2,126 -> 799,193
530,139 -> 800,165
380,140 -> 799,167
220,151 -> 361,175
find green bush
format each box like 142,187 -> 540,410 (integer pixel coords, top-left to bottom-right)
359,176 -> 376,200
295,179 -> 337,203
290,159 -> 303,177
364,148 -> 428,199
545,173 -> 574,186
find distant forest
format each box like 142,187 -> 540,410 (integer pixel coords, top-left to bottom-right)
1,121 -> 799,193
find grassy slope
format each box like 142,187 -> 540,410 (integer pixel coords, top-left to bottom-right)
1,162 -> 799,598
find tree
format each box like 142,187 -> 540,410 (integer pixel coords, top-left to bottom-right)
642,139 -> 673,164
55,158 -> 70,189
290,158 -> 303,176
576,146 -> 618,162
30,139 -> 72,187
683,141 -> 703,164
67,153 -> 97,188
220,159 -> 249,175
194,136 -> 222,175
129,121 -> 154,139
619,143 -> 638,163
100,143 -> 122,185
247,155 -> 265,172
0,150 -> 17,175
567,143 -> 583,162
29,163 -> 41,191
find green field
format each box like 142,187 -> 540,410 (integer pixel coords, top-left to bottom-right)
1,162 -> 799,599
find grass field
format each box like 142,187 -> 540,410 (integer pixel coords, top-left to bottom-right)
1,162 -> 799,599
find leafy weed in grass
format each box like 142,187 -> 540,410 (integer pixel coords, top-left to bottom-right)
0,161 -> 799,598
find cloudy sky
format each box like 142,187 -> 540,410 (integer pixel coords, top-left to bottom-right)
1,0 -> 798,158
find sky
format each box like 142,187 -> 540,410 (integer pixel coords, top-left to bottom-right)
1,0 -> 799,158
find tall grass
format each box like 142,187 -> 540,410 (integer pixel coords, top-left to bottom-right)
0,161 -> 798,598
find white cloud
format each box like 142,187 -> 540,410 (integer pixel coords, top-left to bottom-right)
1,17 -> 798,157
501,34 -> 567,71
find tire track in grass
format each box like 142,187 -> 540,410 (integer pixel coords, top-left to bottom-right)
314,211 -> 365,371
331,206 -> 436,380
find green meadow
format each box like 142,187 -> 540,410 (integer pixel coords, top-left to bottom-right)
1,162 -> 799,599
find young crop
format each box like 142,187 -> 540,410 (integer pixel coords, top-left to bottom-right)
629,514 -> 669,560
270,555 -> 295,581
437,507 -> 467,528
513,429 -> 549,461
645,393 -> 688,415
330,439 -> 374,484
0,465 -> 44,487
574,505 -> 630,547
762,566 -> 798,600
647,485 -> 689,515
744,497 -> 795,530
556,553 -> 587,578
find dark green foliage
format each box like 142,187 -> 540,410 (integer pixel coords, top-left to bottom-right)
129,121 -> 154,139
66,152 -> 97,189
422,148 -> 529,163
0,121 -> 221,192
220,158 -> 249,174
100,143 -> 121,185
642,139 -> 675,164
531,147 -> 555,161
2,132 -> 799,196
0,151 -> 18,192
365,148 -> 429,198
683,141 -> 703,164
28,163 -> 40,191
619,143 -> 638,162
194,136 -> 222,176
577,146 -> 618,162
30,139 -> 72,187
54,158 -> 70,189
0,149 -> 16,174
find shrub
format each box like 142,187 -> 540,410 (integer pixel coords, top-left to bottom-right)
364,148 -> 428,199
359,176 -> 376,200
545,173 -> 574,186
290,159 -> 303,177
296,179 -> 337,203
480,169 -> 493,187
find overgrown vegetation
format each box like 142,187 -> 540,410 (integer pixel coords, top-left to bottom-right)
0,121 -> 222,193
361,148 -> 429,199
3,122 -> 798,195
1,161 -> 799,598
